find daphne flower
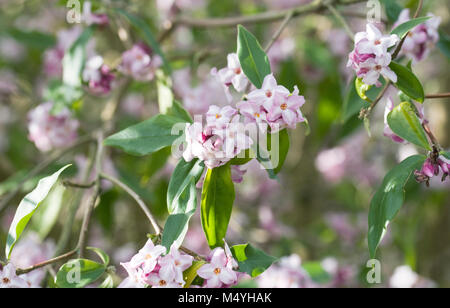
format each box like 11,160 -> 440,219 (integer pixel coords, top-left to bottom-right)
247,74 -> 290,105
146,271 -> 181,288
206,105 -> 238,128
197,247 -> 238,288
82,56 -> 115,95
119,44 -> 162,81
27,102 -> 79,152
394,9 -> 441,62
355,23 -> 399,57
118,262 -> 148,288
158,244 -> 194,285
128,239 -> 166,273
236,100 -> 268,129
0,264 -> 29,288
264,86 -> 305,131
357,53 -> 397,85
215,53 -> 248,92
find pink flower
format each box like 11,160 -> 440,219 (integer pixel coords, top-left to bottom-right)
394,9 -> 441,62
236,100 -> 268,128
347,23 -> 399,86
119,44 -> 162,82
197,247 -> 238,288
158,244 -> 194,285
215,53 -> 248,93
0,263 -> 29,288
231,165 -> 247,183
27,102 -> 79,152
82,56 -> 115,95
128,239 -> 166,273
118,262 -> 148,288
247,74 -> 290,105
206,105 -> 238,128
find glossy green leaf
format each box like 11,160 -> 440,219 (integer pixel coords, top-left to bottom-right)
380,0 -> 403,23
167,159 -> 204,214
104,114 -> 186,156
390,16 -> 432,39
6,165 -> 71,259
237,25 -> 271,88
368,155 -> 426,258
116,9 -> 171,73
387,101 -> 431,151
201,164 -> 235,248
183,261 -> 205,288
55,259 -> 106,288
63,27 -> 93,87
87,246 -> 110,266
231,243 -> 277,277
389,61 -> 424,103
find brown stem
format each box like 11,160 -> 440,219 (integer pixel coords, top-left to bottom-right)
63,180 -> 95,189
16,250 -> 77,275
264,10 -> 295,53
425,93 -> 450,99
423,122 -> 440,150
174,0 -> 366,28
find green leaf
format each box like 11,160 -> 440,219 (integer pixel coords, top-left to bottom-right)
390,16 -> 432,39
387,101 -> 431,151
230,148 -> 254,166
302,262 -> 332,284
389,61 -> 425,103
380,0 -> 403,23
231,243 -> 277,278
273,129 -> 289,174
104,114 -> 186,156
87,246 -> 110,266
167,159 -> 204,214
237,25 -> 271,88
55,259 -> 106,288
30,184 -> 65,239
183,261 -> 205,288
368,155 -> 426,258
201,164 -> 235,248
5,165 -> 71,259
255,129 -> 289,178
116,9 -> 171,73
6,28 -> 56,50
43,80 -> 83,112
355,77 -> 372,102
63,27 -> 93,87
156,71 -> 192,122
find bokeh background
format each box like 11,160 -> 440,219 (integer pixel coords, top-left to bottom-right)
0,0 -> 449,287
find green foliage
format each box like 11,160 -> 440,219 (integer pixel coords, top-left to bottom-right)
237,25 -> 271,88
368,155 -> 426,258
62,27 -> 93,87
230,243 -> 277,277
5,165 -> 71,259
389,61 -> 425,103
380,0 -> 403,23
201,164 -> 235,248
390,17 -> 432,39
104,114 -> 187,156
302,262 -> 332,284
183,261 -> 206,288
387,101 -> 431,151
355,78 -> 372,102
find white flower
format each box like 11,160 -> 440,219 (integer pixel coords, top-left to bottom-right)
0,264 -> 29,288
216,53 -> 248,92
197,247 -> 238,288
128,239 -> 166,273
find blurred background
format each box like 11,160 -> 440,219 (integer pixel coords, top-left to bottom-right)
0,0 -> 449,287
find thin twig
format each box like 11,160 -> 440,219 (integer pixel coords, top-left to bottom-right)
16,250 -> 77,275
264,10 -> 295,53
77,132 -> 104,258
423,122 -> 440,150
99,172 -> 161,235
359,81 -> 391,119
325,2 -> 355,40
63,180 -> 95,189
174,0 -> 366,29
425,93 -> 450,99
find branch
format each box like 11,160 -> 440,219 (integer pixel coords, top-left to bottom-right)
16,250 -> 77,275
77,131 -> 104,258
174,0 -> 366,28
63,180 -> 95,189
425,93 -> 450,99
325,2 -> 355,41
264,10 -> 295,53
99,172 -> 161,235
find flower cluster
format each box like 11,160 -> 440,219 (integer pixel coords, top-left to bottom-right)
82,56 -> 115,95
0,263 -> 30,288
27,102 -> 79,152
214,53 -> 249,94
119,43 -> 162,82
238,74 -> 306,133
119,240 -> 193,288
415,155 -> 450,185
197,244 -> 240,288
394,9 -> 441,62
182,106 -> 253,169
347,24 -> 399,86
